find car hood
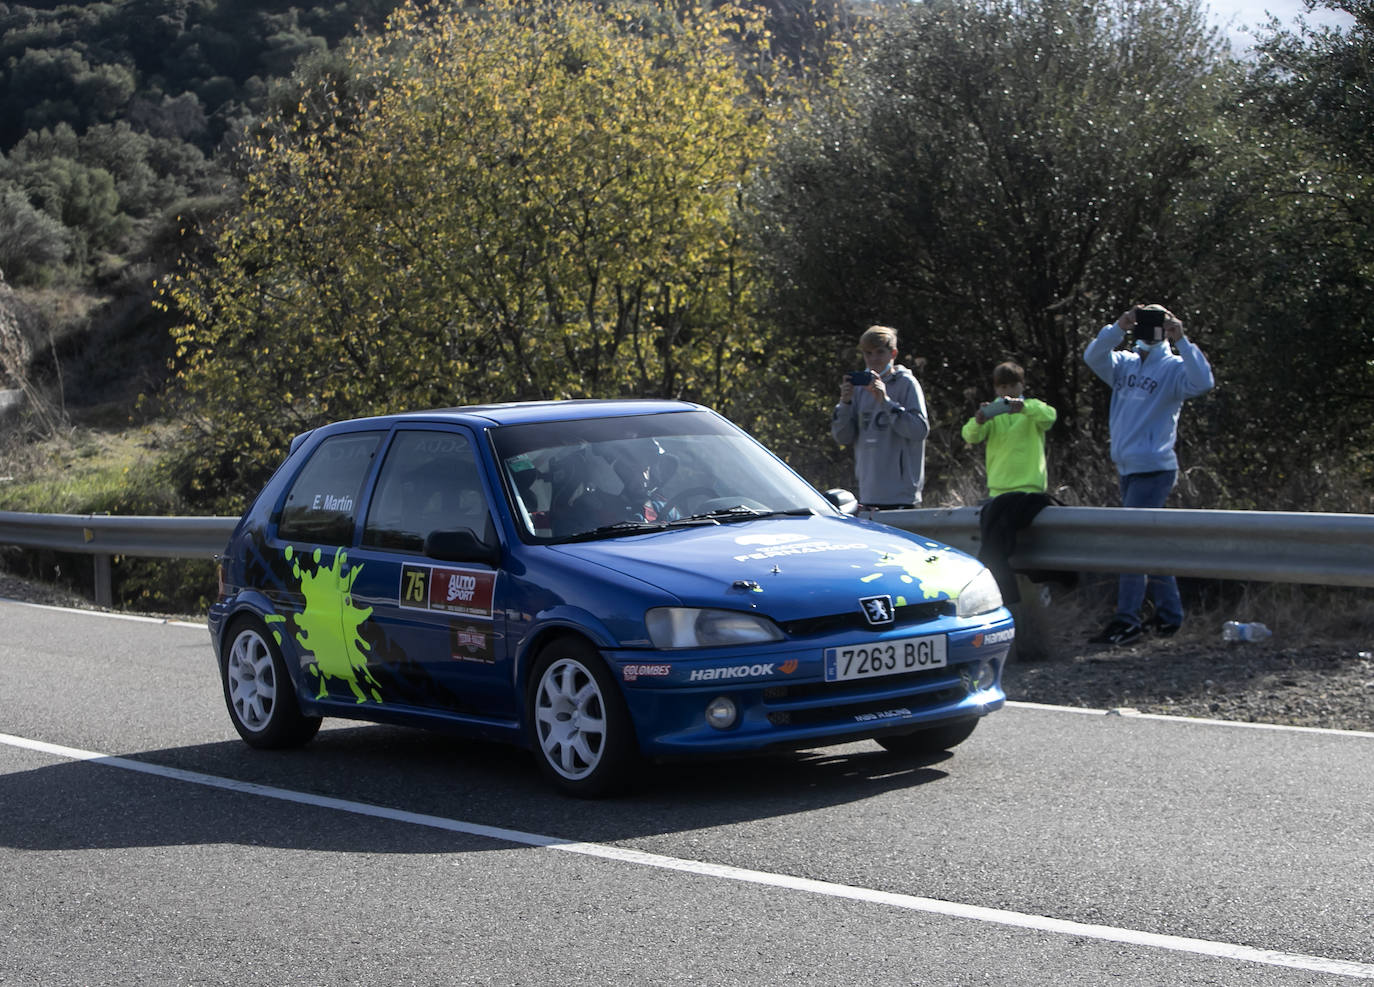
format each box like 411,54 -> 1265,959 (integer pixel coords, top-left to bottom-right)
546,516 -> 986,621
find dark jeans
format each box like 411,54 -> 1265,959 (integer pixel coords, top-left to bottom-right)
1115,469 -> 1183,626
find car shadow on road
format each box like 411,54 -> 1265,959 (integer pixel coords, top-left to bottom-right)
0,724 -> 957,854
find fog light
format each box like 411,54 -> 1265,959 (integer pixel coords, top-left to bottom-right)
977,660 -> 996,690
961,661 -> 996,694
705,696 -> 738,730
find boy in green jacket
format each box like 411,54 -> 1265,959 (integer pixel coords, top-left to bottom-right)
961,361 -> 1057,497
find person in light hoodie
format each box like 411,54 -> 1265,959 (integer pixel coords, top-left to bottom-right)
831,324 -> 930,510
1084,303 -> 1215,645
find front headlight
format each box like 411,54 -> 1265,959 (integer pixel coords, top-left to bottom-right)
645,607 -> 784,649
955,567 -> 1003,618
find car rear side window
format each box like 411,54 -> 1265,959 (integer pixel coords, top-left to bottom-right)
277,431 -> 383,545
362,430 -> 491,553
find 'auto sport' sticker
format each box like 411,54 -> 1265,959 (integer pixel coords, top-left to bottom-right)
400,564 -> 495,618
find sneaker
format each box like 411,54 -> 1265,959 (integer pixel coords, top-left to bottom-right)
1149,616 -> 1182,637
1088,618 -> 1143,645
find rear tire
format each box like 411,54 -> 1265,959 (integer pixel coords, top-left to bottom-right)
876,717 -> 979,755
221,614 -> 322,749
527,637 -> 639,797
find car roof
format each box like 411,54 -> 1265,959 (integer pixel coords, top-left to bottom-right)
315,398 -> 709,432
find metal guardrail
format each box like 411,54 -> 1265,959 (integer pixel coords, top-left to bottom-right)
1,506 -> 1372,607
877,506 -> 1374,588
0,510 -> 236,606
0,510 -> 235,559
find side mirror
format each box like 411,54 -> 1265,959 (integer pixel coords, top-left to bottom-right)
823,488 -> 858,515
424,528 -> 501,568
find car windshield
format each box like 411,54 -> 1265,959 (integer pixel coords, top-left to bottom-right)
491,410 -> 836,541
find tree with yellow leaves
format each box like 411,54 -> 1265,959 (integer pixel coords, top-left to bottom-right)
163,0 -> 775,509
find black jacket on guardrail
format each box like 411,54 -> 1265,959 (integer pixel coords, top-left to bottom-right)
977,492 -> 1076,605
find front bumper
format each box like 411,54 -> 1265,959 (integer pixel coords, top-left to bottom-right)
608,614 -> 1012,757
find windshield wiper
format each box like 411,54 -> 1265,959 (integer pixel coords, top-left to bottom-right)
560,507 -> 819,541
559,519 -> 669,542
678,506 -> 817,524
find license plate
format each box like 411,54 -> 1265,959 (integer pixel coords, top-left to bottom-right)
824,634 -> 948,683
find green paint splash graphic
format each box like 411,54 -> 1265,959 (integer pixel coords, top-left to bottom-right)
264,612 -> 286,646
285,544 -> 381,704
861,546 -> 983,605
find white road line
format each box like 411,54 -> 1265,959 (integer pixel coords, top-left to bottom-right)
1006,700 -> 1374,739
0,597 -> 205,629
3,730 -> 1371,980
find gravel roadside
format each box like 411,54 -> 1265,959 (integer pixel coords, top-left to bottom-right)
1004,631 -> 1374,733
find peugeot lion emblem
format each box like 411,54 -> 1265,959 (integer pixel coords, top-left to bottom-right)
860,595 -> 894,626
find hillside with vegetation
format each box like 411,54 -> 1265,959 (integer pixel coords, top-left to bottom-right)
0,0 -> 406,413
0,0 -> 1371,610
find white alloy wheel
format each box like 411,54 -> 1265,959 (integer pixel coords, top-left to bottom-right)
227,626 -> 278,732
220,614 -> 320,749
534,657 -> 608,780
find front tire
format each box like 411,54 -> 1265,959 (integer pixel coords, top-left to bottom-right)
221,614 -> 322,749
527,637 -> 639,797
876,717 -> 979,755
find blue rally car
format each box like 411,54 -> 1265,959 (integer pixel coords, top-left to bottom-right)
209,400 -> 1012,795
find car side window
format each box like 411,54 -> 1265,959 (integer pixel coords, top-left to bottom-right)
277,431 -> 384,545
362,429 -> 492,554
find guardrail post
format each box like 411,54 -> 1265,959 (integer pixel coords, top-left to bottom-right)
93,554 -> 112,607
1007,575 -> 1052,662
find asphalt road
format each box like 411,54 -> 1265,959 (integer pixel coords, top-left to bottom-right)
1,599 -> 1371,986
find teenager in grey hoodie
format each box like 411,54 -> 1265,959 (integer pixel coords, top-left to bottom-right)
831,325 -> 930,509
1084,304 -> 1215,645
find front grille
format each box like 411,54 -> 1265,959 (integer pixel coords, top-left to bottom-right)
766,686 -> 964,726
763,666 -> 946,702
779,599 -> 950,638
761,664 -> 969,728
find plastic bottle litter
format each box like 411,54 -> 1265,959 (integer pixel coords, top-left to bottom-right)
1222,620 -> 1272,642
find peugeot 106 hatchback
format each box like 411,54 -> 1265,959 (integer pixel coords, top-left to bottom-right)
209,399 -> 1012,796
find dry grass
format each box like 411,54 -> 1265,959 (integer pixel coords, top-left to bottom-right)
1028,575 -> 1374,651
0,419 -> 178,514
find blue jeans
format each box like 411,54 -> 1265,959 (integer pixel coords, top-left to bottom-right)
1116,470 -> 1183,627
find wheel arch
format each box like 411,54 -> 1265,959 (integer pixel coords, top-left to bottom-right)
513,620 -> 609,707
216,593 -> 299,676
217,600 -> 323,749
